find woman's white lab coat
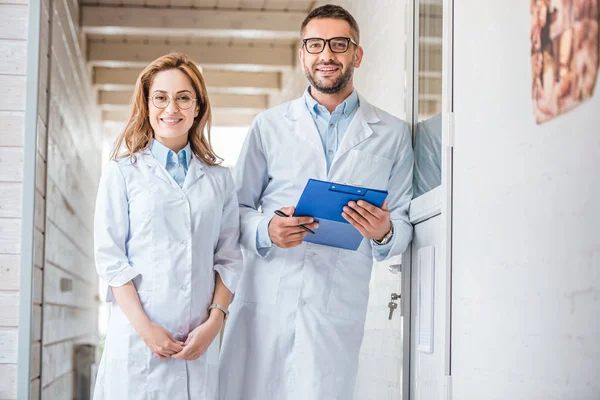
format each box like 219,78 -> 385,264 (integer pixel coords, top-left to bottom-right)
219,93 -> 414,400
93,149 -> 242,400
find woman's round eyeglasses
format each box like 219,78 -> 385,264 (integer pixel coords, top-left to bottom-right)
149,93 -> 198,110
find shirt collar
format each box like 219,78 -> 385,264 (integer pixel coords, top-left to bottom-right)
150,139 -> 192,169
304,87 -> 360,118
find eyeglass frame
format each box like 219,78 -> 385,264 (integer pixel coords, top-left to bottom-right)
148,92 -> 199,110
301,37 -> 359,54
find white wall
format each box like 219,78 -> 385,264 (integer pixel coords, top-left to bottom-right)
40,0 -> 102,396
0,2 -> 28,398
452,1 -> 600,398
275,1 -> 410,398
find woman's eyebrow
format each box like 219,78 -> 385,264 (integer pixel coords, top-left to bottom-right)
151,89 -> 193,94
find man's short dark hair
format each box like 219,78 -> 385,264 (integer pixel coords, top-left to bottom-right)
301,4 -> 360,43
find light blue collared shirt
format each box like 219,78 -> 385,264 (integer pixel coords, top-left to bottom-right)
150,139 -> 191,187
256,89 -> 393,257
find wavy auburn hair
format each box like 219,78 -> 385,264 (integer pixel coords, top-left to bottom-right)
110,52 -> 221,165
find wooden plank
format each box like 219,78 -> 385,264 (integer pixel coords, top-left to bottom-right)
30,341 -> 41,378
0,183 -> 21,218
46,137 -> 97,226
0,218 -> 20,254
87,40 -> 295,71
36,152 -> 46,196
41,371 -> 72,399
42,304 -> 96,345
0,40 -> 27,75
46,179 -> 93,254
0,328 -> 17,363
32,304 -> 41,341
30,377 -> 40,400
34,229 -> 44,268
0,292 -> 18,326
0,5 -> 28,40
33,266 -> 43,305
43,262 -> 95,309
35,191 -> 45,233
0,254 -> 19,290
41,340 -> 73,387
0,111 -> 24,147
0,148 -> 23,182
0,74 -> 26,111
37,116 -> 47,161
0,364 -> 16,399
45,221 -> 94,283
81,6 -> 304,39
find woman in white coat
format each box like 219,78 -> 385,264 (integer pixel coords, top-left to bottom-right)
93,52 -> 242,399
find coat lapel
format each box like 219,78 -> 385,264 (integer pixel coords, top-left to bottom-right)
139,150 -> 172,185
330,94 -> 379,171
285,98 -> 326,157
182,155 -> 205,192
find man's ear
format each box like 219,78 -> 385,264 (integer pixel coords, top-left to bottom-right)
354,46 -> 364,68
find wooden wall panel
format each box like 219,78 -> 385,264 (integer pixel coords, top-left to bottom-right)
0,292 -> 18,326
43,304 -> 95,345
30,377 -> 40,400
0,148 -> 23,182
0,5 -> 28,40
30,341 -> 41,378
0,329 -> 17,363
43,263 -> 95,310
0,111 -> 24,147
0,218 -> 20,254
0,365 -> 16,399
0,41 -> 26,76
0,254 -> 19,290
41,371 -> 72,400
0,183 -> 21,218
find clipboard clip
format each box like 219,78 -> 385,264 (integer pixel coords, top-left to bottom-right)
329,182 -> 367,196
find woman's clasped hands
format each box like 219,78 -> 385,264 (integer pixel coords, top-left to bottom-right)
138,314 -> 224,360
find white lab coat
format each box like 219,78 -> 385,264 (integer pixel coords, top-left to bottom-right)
219,93 -> 413,400
93,150 -> 242,400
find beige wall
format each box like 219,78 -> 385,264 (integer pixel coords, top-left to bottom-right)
0,1 -> 28,398
275,2 -> 410,398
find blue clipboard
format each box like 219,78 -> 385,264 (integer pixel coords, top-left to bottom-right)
294,179 -> 388,250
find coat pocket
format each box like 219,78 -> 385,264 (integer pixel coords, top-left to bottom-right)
326,252 -> 373,323
344,149 -> 394,190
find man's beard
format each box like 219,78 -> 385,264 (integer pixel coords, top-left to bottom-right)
305,61 -> 354,94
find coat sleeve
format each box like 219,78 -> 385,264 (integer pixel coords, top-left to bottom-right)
373,121 -> 414,262
94,160 -> 140,302
213,170 -> 244,293
233,118 -> 273,257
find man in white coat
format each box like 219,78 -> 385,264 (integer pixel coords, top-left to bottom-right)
219,4 -> 413,399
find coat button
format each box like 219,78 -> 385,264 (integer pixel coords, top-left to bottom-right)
181,240 -> 187,245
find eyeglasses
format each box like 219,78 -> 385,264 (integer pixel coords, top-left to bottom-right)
302,37 -> 358,54
149,93 -> 197,110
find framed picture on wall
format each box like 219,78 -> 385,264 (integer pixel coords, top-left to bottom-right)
530,0 -> 599,124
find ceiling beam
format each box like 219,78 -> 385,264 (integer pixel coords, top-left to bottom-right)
93,67 -> 281,94
81,6 -> 305,40
87,41 -> 295,71
98,91 -> 268,113
102,109 -> 256,127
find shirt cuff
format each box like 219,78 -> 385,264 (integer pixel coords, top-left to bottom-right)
256,217 -> 273,249
370,226 -> 394,260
